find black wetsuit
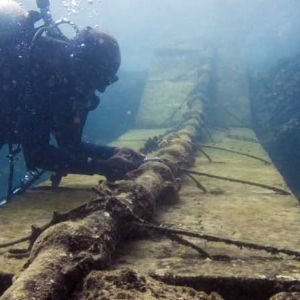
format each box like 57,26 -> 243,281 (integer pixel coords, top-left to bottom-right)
0,32 -> 117,176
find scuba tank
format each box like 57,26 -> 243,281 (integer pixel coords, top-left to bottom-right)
36,0 -> 55,25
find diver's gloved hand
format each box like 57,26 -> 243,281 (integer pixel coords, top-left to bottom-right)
103,148 -> 145,181
103,156 -> 135,181
113,147 -> 145,168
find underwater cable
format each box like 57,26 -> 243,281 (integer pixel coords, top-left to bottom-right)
197,144 -> 271,165
136,222 -> 300,260
184,169 -> 290,195
143,157 -> 286,195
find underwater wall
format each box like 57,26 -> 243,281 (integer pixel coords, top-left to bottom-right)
250,55 -> 300,198
212,43 -> 251,129
135,48 -> 204,129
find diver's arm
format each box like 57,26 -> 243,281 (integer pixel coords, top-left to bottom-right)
22,140 -> 141,180
22,116 -> 116,174
24,83 -> 142,177
22,138 -> 119,175
22,116 -> 143,178
53,94 -> 117,161
19,110 -> 113,174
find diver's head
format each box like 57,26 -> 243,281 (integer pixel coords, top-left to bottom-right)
72,27 -> 121,92
0,0 -> 28,45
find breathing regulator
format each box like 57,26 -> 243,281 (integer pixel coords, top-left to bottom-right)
32,0 -> 79,48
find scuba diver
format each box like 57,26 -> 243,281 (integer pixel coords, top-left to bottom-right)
0,0 -> 145,202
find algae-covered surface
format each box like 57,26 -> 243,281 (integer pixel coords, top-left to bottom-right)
71,269 -> 222,300
110,128 -> 169,149
0,177 -> 97,274
136,80 -> 194,128
136,49 -> 202,128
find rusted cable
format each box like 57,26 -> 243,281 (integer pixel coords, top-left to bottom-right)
136,222 -> 300,259
197,148 -> 213,163
183,169 -> 290,195
185,173 -> 208,193
0,236 -> 30,248
163,232 -> 211,258
198,144 -> 271,165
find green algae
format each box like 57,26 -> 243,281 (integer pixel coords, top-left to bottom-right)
136,81 -> 194,128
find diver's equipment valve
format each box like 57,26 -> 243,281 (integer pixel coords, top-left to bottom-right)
32,0 -> 79,49
36,0 -> 53,26
36,0 -> 50,13
36,0 -> 63,37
